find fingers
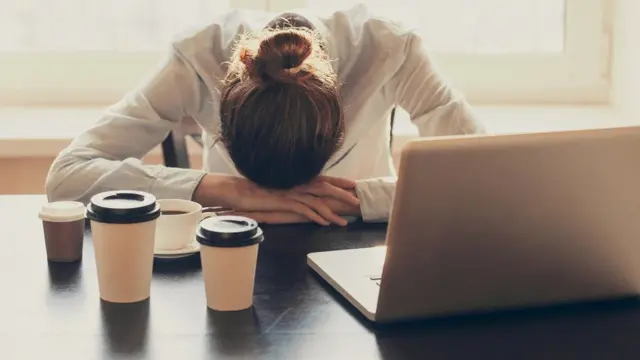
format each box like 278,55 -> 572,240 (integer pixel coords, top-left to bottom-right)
236,192 -> 297,212
230,178 -> 352,226
298,181 -> 360,207
237,191 -> 339,226
287,193 -> 347,226
241,197 -> 329,226
316,176 -> 356,189
288,200 -> 331,226
231,211 -> 310,224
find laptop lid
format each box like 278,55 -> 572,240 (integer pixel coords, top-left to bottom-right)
376,126 -> 640,322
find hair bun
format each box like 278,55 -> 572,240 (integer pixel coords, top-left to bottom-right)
240,29 -> 314,84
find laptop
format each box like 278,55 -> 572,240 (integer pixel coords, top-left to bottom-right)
308,126 -> 640,323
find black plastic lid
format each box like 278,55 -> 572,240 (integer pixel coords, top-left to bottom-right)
86,191 -> 161,224
196,216 -> 264,248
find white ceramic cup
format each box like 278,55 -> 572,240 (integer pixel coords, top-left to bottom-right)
155,199 -> 220,251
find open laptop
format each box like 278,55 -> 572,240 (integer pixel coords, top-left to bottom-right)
308,126 -> 640,323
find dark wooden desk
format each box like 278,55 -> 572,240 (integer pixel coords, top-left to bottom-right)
2,195 -> 640,359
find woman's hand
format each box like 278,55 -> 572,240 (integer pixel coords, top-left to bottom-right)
230,191 -> 362,224
193,174 -> 360,226
225,211 -> 311,225
285,176 -> 360,225
226,182 -> 362,225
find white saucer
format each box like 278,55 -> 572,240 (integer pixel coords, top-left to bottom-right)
154,239 -> 200,258
154,253 -> 197,260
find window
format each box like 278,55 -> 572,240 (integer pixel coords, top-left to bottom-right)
296,0 -> 612,104
0,0 -> 611,106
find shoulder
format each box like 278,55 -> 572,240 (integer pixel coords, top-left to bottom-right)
318,4 -> 423,78
321,5 -> 422,56
168,9 -> 272,76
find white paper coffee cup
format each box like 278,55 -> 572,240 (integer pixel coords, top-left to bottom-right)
196,216 -> 264,311
86,191 -> 161,303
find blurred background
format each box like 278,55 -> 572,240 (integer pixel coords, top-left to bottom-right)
0,0 -> 637,194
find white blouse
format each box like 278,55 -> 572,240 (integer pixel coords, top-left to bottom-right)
45,4 -> 485,222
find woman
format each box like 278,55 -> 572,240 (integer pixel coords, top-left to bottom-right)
46,5 -> 484,225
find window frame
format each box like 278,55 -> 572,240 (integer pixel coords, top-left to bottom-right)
0,0 -> 612,106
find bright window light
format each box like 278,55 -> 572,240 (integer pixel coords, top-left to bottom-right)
307,0 -> 566,54
0,0 -> 611,106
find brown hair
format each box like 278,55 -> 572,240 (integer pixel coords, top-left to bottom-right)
219,27 -> 344,190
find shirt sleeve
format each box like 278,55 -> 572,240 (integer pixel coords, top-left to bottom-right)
355,32 -> 486,222
45,45 -> 207,204
355,177 -> 396,222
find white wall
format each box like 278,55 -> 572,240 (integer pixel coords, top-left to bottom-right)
612,0 -> 640,123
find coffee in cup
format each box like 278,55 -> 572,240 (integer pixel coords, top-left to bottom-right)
155,199 -> 219,251
86,191 -> 161,303
38,201 -> 86,262
196,216 -> 264,311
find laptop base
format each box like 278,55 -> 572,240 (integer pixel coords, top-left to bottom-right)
307,247 -> 386,321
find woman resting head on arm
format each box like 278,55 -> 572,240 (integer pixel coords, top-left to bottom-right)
195,21 -> 360,225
